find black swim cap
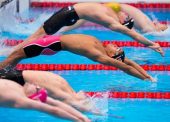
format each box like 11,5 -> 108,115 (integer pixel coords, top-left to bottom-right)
122,18 -> 134,29
111,48 -> 125,62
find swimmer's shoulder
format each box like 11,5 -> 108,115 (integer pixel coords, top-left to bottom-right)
60,34 -> 96,41
74,2 -> 104,8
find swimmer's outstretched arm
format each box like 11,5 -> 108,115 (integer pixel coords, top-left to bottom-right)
110,23 -> 152,45
109,23 -> 164,56
93,54 -> 146,80
17,98 -> 87,122
124,58 -> 155,82
46,97 -> 90,122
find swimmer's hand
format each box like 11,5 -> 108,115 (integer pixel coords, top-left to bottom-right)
145,76 -> 157,82
148,43 -> 164,57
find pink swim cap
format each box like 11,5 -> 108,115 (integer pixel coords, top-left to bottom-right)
28,88 -> 47,103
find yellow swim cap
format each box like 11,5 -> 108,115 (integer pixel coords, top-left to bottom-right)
105,2 -> 121,13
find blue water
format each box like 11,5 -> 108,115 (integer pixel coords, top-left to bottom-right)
0,7 -> 170,122
0,99 -> 170,122
55,71 -> 170,92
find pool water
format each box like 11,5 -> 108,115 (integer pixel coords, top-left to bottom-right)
0,7 -> 170,122
0,99 -> 170,122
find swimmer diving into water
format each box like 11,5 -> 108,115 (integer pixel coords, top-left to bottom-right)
0,69 -> 97,113
0,34 -> 155,82
62,2 -> 168,33
119,3 -> 168,33
0,79 -> 91,122
13,2 -> 163,56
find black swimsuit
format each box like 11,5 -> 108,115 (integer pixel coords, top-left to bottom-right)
0,69 -> 25,86
43,6 -> 79,35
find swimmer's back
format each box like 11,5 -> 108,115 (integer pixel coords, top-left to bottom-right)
60,34 -> 103,53
61,34 -> 98,44
74,3 -> 109,17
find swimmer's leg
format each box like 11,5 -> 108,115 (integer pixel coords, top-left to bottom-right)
15,5 -> 80,49
0,47 -> 26,70
0,35 -> 60,69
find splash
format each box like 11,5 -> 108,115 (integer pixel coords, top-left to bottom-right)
144,12 -> 170,37
0,0 -> 52,36
91,92 -> 109,113
87,92 -> 124,121
152,74 -> 158,83
88,92 -> 109,121
6,13 -> 50,36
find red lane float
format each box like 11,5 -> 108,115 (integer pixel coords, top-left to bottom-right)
85,92 -> 170,99
3,40 -> 23,46
31,2 -> 170,9
3,40 -> 170,47
16,64 -> 170,71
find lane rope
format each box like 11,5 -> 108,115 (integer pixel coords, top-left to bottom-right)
85,92 -> 170,99
16,64 -> 170,71
30,2 -> 170,9
3,40 -> 170,47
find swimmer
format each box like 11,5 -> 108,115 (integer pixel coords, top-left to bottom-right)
0,69 -> 97,112
119,4 -> 168,33
0,79 -> 90,122
14,2 -> 163,56
0,34 -> 155,82
61,3 -> 168,33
